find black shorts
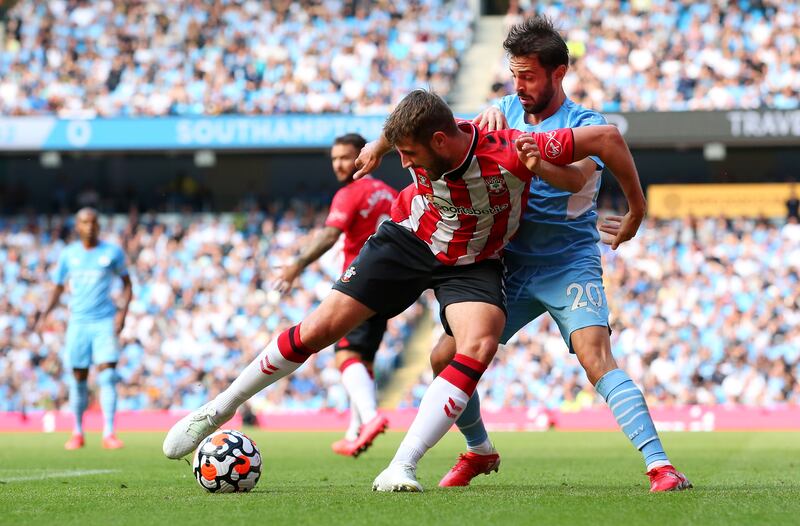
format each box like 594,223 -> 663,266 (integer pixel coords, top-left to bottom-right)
334,315 -> 389,361
332,221 -> 506,335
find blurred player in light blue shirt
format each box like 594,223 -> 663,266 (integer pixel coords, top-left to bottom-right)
35,208 -> 132,450
426,16 -> 691,491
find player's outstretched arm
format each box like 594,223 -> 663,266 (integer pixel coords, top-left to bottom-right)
273,226 -> 342,294
354,134 -> 393,180
571,125 -> 646,249
515,133 -> 588,193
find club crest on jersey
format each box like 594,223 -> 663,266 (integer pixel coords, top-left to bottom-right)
484,176 -> 508,196
544,131 -> 562,159
340,266 -> 357,283
416,174 -> 429,187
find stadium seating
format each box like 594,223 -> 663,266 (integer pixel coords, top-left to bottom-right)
3,214 -> 798,412
491,0 -> 799,111
0,206 -> 424,412
0,0 -> 473,116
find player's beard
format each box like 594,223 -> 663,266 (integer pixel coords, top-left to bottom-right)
519,75 -> 556,115
424,152 -> 453,180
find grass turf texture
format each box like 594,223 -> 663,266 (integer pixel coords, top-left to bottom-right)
1,431 -> 798,525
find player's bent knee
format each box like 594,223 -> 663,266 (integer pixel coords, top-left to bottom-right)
455,335 -> 498,365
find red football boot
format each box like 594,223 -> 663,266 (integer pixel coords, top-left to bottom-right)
331,438 -> 359,457
647,465 -> 692,492
64,433 -> 85,450
438,451 -> 501,487
351,415 -> 389,457
102,435 -> 125,450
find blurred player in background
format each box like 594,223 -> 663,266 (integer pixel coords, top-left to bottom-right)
273,133 -> 398,457
359,16 -> 690,492
34,208 -> 132,450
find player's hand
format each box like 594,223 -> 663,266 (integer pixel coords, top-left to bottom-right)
473,107 -> 509,131
599,212 -> 644,250
272,261 -> 302,294
354,140 -> 385,180
515,133 -> 542,171
114,311 -> 126,334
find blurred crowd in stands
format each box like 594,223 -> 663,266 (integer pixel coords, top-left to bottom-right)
2,0 -> 797,116
0,0 -> 471,116
490,0 -> 799,111
0,204 -> 423,412
2,209 -> 799,413
402,216 -> 800,410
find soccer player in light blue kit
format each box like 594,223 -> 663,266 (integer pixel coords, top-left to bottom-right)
35,208 -> 132,450
356,16 -> 691,493
433,17 -> 691,492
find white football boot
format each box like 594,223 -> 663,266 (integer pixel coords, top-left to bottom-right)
372,462 -> 424,492
162,402 -> 230,459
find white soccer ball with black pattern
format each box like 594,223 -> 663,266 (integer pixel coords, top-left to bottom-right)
192,429 -> 262,493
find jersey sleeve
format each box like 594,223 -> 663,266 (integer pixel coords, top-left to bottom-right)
575,111 -> 607,169
324,188 -> 356,231
533,128 -> 574,166
113,245 -> 129,277
53,249 -> 69,285
492,128 -> 536,181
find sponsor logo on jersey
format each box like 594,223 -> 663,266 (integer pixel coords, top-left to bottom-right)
98,255 -> 111,267
425,194 -> 509,220
484,176 -> 508,196
544,131 -> 562,159
340,265 -> 357,283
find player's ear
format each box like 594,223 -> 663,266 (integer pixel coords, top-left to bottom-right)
552,64 -> 567,83
430,131 -> 448,152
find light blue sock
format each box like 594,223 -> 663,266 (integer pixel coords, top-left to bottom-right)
456,392 -> 489,450
97,369 -> 119,438
69,377 -> 88,435
595,369 -> 669,469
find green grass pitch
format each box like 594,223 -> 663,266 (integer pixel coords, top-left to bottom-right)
1,430 -> 798,525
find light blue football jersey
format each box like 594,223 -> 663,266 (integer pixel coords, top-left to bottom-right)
494,96 -> 607,265
54,241 -> 128,321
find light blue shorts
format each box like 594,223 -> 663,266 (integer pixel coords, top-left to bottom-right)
64,317 -> 119,369
500,256 -> 610,352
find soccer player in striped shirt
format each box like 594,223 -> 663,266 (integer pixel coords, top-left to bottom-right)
163,89 -> 641,492
359,16 -> 691,493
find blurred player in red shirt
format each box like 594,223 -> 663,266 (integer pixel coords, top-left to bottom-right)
273,133 -> 398,457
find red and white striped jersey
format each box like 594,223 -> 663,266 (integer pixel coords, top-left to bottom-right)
391,121 -> 574,265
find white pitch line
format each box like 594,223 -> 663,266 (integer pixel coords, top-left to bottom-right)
0,469 -> 119,483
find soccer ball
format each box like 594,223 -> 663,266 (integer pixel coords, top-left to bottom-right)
192,429 -> 262,493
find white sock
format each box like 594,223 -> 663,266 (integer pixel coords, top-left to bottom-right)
466,438 -> 495,456
344,404 -> 362,441
647,460 -> 672,471
391,375 -> 470,467
214,338 -> 305,417
341,361 -> 378,422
